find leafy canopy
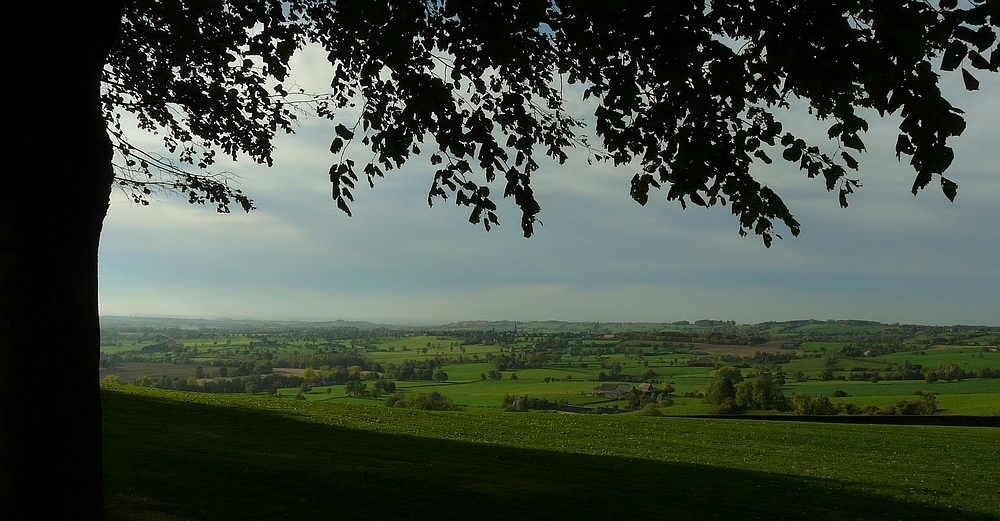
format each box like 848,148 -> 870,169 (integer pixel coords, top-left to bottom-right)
105,0 -> 1000,245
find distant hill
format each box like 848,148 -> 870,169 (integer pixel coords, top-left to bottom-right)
99,316 -> 397,330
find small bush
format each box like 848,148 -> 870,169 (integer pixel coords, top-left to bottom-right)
635,403 -> 662,416
384,392 -> 405,408
714,397 -> 739,414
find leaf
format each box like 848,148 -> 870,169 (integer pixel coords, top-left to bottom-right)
841,151 -> 859,170
940,177 -> 958,202
968,50 -> 990,70
941,40 -> 968,71
842,133 -> 865,152
329,138 -> 344,154
911,170 -> 933,195
754,150 -> 772,164
895,134 -> 913,159
335,123 -> 354,140
336,196 -> 353,216
962,68 -> 980,91
629,173 -> 659,206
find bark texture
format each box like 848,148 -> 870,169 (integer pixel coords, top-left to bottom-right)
1,2 -> 123,519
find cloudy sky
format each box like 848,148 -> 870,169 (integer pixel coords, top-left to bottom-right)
98,45 -> 1000,326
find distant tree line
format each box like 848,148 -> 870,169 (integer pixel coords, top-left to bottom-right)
382,359 -> 446,381
122,373 -> 304,395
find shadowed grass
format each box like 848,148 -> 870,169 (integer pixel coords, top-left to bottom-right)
103,386 -> 1000,521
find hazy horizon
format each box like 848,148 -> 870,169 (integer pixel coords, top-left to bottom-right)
98,314 -> 995,329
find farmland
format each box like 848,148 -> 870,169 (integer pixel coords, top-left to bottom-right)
103,384 -> 1000,520
99,317 -> 1000,416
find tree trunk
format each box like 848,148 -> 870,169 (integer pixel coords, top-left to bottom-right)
1,3 -> 123,519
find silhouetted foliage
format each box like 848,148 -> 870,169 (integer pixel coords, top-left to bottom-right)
104,1 -> 1000,242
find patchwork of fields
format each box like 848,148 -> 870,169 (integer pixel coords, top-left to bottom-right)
100,320 -> 1000,416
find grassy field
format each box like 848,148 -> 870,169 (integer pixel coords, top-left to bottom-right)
103,384 -> 1000,521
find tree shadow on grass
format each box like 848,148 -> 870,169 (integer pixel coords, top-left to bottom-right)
103,390 -> 998,521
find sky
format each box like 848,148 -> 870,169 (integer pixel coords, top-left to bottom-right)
97,45 -> 1000,326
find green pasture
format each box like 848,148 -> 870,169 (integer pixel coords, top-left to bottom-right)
103,384 -> 1000,521
829,393 -> 1000,415
967,334 -> 1000,344
371,334 -> 462,351
876,347 -> 1000,370
830,358 -> 892,371
785,377 -> 1000,396
659,398 -> 717,415
366,342 -> 500,364
99,343 -> 140,354
279,378 -> 612,408
789,323 -> 891,334
799,341 -> 850,352
397,379 -> 600,408
435,361 -> 498,380
779,356 -> 833,373
936,393 -> 1000,415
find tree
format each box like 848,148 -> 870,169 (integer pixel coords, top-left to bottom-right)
714,366 -> 744,385
705,376 -> 737,410
734,375 -> 787,411
5,1 -> 1000,518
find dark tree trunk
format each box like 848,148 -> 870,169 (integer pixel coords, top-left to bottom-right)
1,3 -> 123,519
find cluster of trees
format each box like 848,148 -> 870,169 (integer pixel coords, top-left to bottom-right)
384,391 -> 458,411
703,366 -> 940,416
789,392 -> 937,416
710,351 -> 801,366
501,395 -> 551,412
343,379 -> 400,398
382,359 -> 446,381
481,370 -> 503,381
616,328 -> 765,347
278,352 -> 369,370
226,357 -> 274,376
705,369 -> 787,414
625,385 -> 674,410
819,362 -> 1000,384
485,351 -> 549,371
300,365 -> 368,385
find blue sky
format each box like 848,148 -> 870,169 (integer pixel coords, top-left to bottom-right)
97,46 -> 1000,326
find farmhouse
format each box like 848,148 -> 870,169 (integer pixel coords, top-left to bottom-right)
593,383 -> 634,398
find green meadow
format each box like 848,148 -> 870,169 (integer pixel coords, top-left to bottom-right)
103,384 -> 1000,521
